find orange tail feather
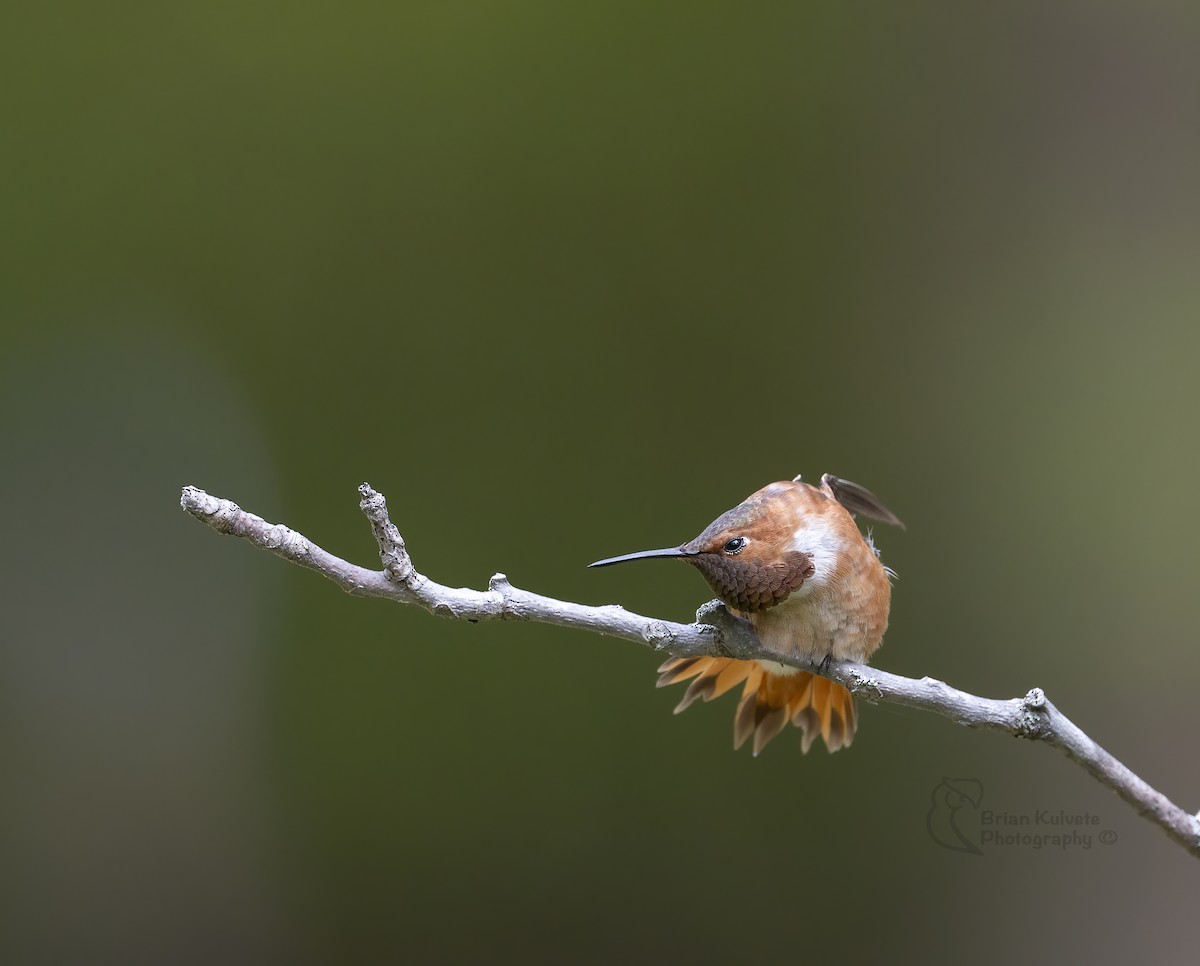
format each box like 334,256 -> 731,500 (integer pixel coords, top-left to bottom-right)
656,657 -> 857,755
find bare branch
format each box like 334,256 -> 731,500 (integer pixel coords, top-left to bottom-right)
180,483 -> 1200,859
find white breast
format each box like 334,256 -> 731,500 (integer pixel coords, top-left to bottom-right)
788,519 -> 840,597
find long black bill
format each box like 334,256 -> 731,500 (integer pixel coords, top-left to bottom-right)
588,546 -> 696,568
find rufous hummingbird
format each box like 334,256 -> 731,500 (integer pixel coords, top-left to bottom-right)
590,474 -> 902,755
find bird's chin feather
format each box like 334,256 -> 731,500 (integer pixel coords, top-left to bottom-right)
686,551 -> 815,612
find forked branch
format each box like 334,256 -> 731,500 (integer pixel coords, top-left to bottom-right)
180,483 -> 1200,859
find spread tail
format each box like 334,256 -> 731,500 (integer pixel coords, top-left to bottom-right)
656,657 -> 857,755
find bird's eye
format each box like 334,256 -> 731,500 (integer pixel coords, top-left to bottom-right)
723,537 -> 747,555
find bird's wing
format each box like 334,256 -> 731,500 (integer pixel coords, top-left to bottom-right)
820,473 -> 905,529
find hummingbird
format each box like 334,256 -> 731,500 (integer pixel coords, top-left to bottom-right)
590,474 -> 902,755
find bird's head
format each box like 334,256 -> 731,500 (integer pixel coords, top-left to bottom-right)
589,482 -> 817,612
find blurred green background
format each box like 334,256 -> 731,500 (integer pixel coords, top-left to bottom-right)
3,1 -> 1199,962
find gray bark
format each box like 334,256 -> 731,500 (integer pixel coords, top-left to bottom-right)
180,483 -> 1200,859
